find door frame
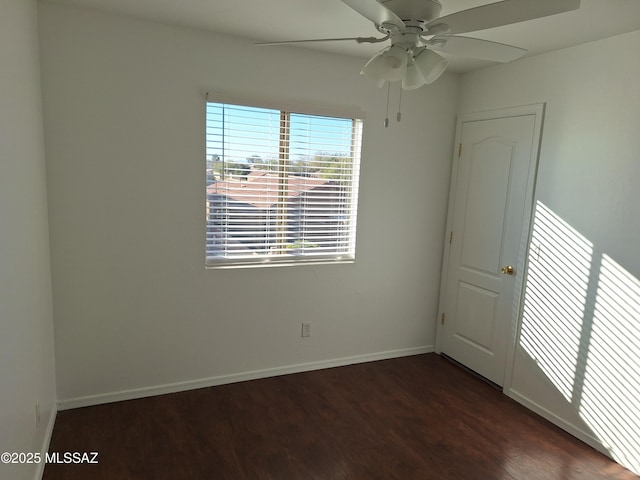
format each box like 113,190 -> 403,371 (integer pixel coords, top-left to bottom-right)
435,103 -> 545,391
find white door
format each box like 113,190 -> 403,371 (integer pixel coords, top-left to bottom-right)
437,106 -> 543,386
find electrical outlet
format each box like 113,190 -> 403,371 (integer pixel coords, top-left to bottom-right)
35,401 -> 41,428
301,322 -> 311,338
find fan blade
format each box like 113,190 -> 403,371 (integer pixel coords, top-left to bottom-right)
426,0 -> 580,35
255,36 -> 386,46
255,38 -> 354,46
342,0 -> 405,30
428,35 -> 526,63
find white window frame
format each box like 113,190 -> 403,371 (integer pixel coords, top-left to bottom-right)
205,93 -> 364,269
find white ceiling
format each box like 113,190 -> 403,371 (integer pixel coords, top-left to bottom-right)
43,0 -> 640,72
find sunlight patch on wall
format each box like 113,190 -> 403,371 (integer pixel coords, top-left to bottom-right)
579,254 -> 640,474
516,202 -> 640,475
519,202 -> 593,401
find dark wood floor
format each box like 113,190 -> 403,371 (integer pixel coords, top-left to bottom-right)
44,354 -> 637,480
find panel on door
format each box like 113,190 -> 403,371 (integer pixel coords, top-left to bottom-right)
460,139 -> 513,275
455,281 -> 498,353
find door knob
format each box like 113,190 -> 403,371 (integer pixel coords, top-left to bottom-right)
501,265 -> 515,275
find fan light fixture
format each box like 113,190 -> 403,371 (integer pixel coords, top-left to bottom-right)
413,47 -> 448,85
402,61 -> 425,90
377,46 -> 409,81
361,51 -> 387,88
361,47 -> 448,90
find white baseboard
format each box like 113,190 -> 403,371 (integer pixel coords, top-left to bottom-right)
57,346 -> 434,411
506,388 -> 609,457
34,405 -> 57,480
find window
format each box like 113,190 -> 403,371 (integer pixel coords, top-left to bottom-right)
205,96 -> 363,268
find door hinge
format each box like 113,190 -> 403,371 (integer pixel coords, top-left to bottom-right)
458,143 -> 462,157
441,313 -> 446,325
449,231 -> 453,244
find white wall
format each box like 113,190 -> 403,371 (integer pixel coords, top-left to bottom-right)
38,3 -> 458,407
0,1 -> 57,479
459,31 -> 640,475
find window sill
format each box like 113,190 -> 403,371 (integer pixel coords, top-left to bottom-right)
205,255 -> 355,270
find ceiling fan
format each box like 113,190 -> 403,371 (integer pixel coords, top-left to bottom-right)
256,0 -> 581,90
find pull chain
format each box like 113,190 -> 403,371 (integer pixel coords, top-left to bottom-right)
397,85 -> 402,123
384,82 -> 391,128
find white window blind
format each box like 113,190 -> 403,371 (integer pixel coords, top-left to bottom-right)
205,100 -> 362,267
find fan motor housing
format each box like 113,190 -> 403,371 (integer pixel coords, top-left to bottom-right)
380,0 -> 443,22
